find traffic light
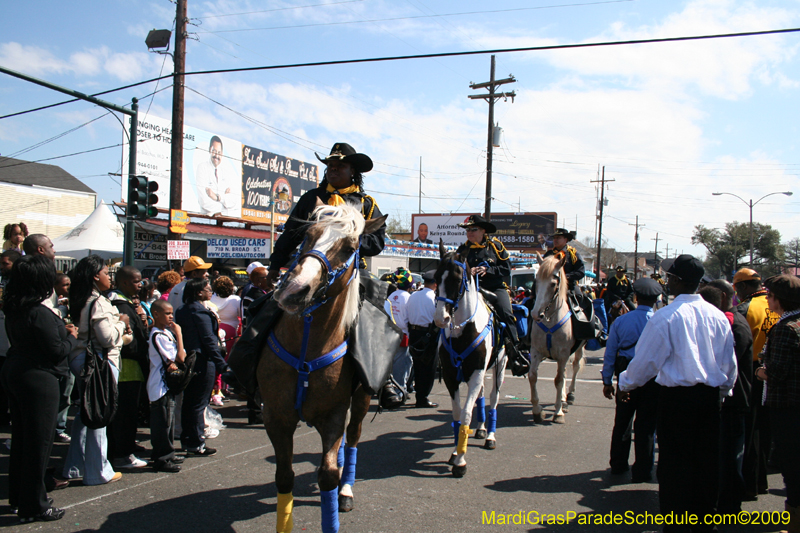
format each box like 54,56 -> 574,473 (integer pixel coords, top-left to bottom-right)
145,180 -> 159,218
127,175 -> 159,220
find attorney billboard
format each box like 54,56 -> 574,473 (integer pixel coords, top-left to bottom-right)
411,212 -> 557,250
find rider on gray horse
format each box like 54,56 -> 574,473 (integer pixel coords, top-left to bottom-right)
455,215 -> 529,376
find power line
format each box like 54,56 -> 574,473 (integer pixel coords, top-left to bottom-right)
4,26 -> 800,120
198,0 -> 637,34
0,144 -> 123,168
196,0 -> 368,20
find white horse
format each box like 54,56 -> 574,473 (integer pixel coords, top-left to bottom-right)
528,254 -> 585,424
434,246 -> 507,477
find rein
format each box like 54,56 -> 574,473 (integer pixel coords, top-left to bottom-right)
272,233 -> 360,421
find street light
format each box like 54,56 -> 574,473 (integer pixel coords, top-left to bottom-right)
711,190 -> 793,267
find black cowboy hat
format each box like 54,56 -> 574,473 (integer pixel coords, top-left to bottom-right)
457,214 -> 496,234
550,228 -> 576,241
315,142 -> 373,173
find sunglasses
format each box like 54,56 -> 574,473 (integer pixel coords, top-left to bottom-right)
466,228 -> 482,233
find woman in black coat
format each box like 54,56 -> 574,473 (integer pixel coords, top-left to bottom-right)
175,278 -> 227,455
1,255 -> 78,523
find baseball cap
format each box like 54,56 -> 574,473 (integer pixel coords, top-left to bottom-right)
633,278 -> 662,298
246,261 -> 265,275
666,254 -> 705,285
764,274 -> 800,305
733,268 -> 761,285
183,256 -> 213,273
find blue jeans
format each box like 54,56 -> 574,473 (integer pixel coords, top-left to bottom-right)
55,372 -> 75,434
392,346 -> 412,394
62,352 -> 119,485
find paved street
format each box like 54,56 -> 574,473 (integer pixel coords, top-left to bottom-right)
0,349 -> 789,532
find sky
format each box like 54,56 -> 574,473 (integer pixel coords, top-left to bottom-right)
2,0 -> 800,262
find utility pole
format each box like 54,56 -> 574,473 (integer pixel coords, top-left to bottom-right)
169,0 -> 188,241
665,243 -> 670,262
418,156 -> 422,214
468,55 -> 515,221
651,232 -> 659,273
630,216 -> 644,279
590,166 -> 614,277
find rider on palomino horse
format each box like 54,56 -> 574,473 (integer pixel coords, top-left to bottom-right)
228,143 -> 393,397
455,215 -> 529,376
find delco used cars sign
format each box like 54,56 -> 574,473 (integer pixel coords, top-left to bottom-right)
206,238 -> 269,259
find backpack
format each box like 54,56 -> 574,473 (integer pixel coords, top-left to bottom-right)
79,298 -> 119,429
150,330 -> 197,394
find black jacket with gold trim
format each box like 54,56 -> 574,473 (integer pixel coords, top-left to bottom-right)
456,236 -> 511,291
543,245 -> 585,288
268,183 -> 386,271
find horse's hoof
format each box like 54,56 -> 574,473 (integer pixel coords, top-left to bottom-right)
452,464 -> 467,478
338,494 -> 354,513
566,393 -> 575,405
447,452 -> 457,465
532,413 -> 544,425
475,429 -> 487,439
562,405 -> 569,413
553,414 -> 565,424
484,439 -> 496,450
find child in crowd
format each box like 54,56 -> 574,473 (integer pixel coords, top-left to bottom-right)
147,300 -> 185,473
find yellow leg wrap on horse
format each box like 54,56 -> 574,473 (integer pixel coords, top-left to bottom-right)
276,492 -> 294,533
457,424 -> 470,455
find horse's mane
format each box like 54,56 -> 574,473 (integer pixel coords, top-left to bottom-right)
538,255 -> 568,302
310,204 -> 364,329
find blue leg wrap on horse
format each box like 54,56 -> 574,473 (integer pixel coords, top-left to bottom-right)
341,446 -> 357,487
475,397 -> 486,423
487,408 -> 498,434
320,488 -> 340,533
337,438 -> 345,468
452,421 -> 461,447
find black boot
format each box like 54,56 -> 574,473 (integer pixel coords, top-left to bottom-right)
506,341 -> 530,377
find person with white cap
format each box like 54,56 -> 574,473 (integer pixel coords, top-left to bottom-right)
166,256 -> 213,312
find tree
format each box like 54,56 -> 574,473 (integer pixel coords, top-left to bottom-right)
783,237 -> 800,274
385,216 -> 410,238
692,222 -> 783,279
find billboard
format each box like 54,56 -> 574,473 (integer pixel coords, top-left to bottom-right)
123,115 -> 318,222
241,146 -> 319,224
411,212 -> 557,250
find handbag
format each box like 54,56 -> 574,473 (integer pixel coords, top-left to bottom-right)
151,331 -> 197,394
79,298 -> 119,429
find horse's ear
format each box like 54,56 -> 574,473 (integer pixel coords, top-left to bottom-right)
439,238 -> 447,259
363,214 -> 388,235
535,251 -> 543,262
315,196 -> 325,208
557,254 -> 567,269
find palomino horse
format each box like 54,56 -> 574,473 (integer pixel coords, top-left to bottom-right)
528,255 -> 585,424
434,244 -> 507,477
258,203 -> 386,533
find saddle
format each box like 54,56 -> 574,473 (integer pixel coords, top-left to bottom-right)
227,273 -> 401,397
567,291 -> 604,354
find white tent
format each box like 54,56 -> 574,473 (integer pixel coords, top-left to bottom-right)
52,201 -> 124,260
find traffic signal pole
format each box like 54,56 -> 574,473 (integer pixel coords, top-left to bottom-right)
0,65 -> 140,266
124,99 -> 139,266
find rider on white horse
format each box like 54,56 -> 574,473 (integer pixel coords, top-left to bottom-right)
456,215 -> 529,376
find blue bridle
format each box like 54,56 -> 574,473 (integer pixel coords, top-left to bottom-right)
272,235 -> 360,421
436,259 -> 495,382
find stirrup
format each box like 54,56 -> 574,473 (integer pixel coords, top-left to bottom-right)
506,343 -> 530,377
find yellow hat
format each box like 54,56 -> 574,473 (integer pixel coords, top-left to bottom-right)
183,256 -> 213,273
732,268 -> 760,285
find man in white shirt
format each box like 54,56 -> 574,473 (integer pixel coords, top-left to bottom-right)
406,270 -> 438,408
195,136 -> 238,217
384,270 -> 413,405
619,255 -> 737,531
